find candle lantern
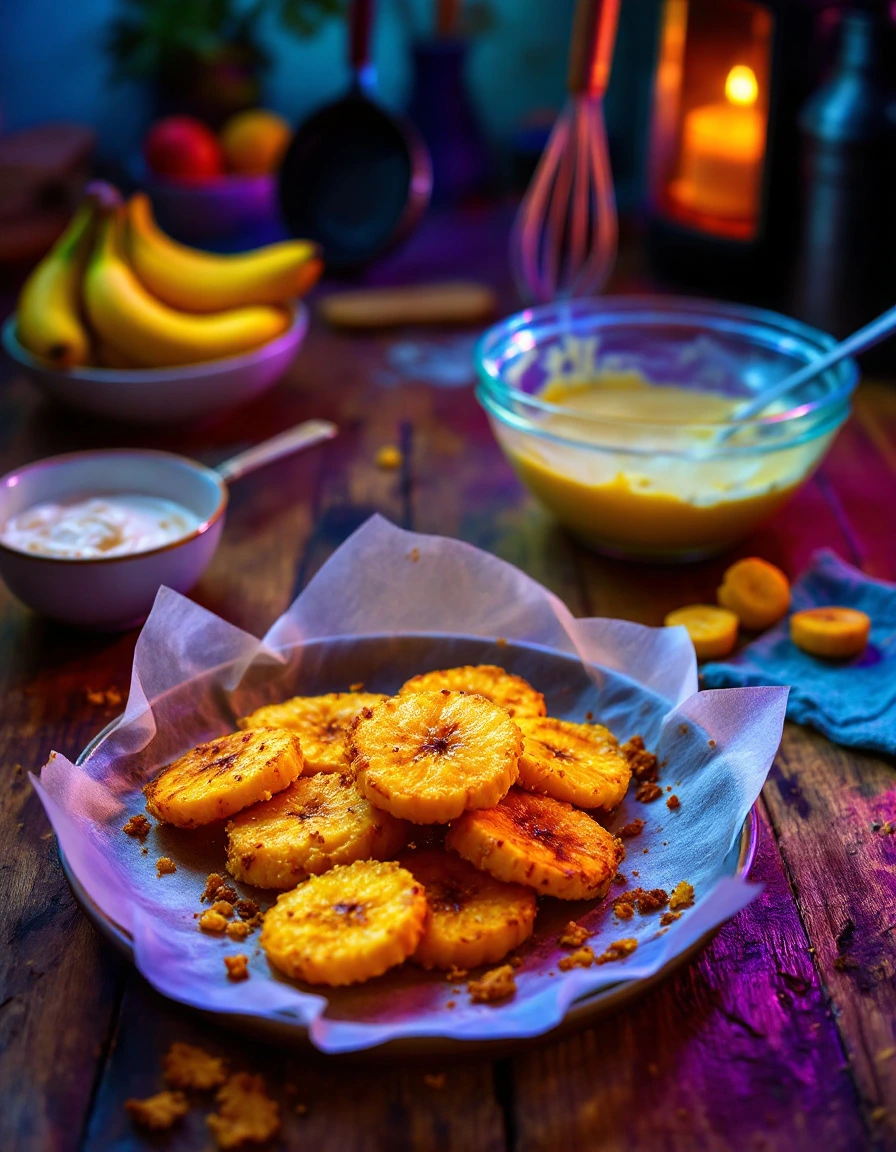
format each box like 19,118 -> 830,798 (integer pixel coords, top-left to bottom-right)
646,0 -> 816,298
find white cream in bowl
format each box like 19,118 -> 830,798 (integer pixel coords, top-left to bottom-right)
1,495 -> 200,559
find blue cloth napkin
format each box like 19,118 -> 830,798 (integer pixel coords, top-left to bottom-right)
701,550 -> 896,755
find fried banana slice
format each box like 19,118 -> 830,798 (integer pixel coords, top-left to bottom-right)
349,690 -> 522,824
446,787 -> 624,900
225,772 -> 409,890
260,859 -> 427,985
399,665 -> 546,719
237,693 -> 387,774
398,847 -> 536,970
516,717 -> 631,811
144,729 -> 303,828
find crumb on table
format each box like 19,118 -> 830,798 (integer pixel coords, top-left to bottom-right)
125,1090 -> 189,1130
660,911 -> 681,927
618,818 -> 645,839
226,920 -> 252,941
446,964 -> 468,982
558,921 -> 591,948
375,445 -> 404,470
163,1042 -> 227,1091
224,954 -> 250,982
207,1073 -> 279,1149
467,964 -> 516,1004
201,874 -> 237,905
199,910 -> 229,934
669,881 -> 695,911
666,794 -> 681,810
408,548 -> 420,563
210,901 -> 235,919
122,814 -> 151,839
558,947 -> 594,971
156,856 -> 176,877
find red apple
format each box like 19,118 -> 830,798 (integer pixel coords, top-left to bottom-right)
144,116 -> 224,181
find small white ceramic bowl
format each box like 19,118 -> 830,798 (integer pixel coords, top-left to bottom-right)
0,419 -> 335,629
0,450 -> 225,629
1,303 -> 308,425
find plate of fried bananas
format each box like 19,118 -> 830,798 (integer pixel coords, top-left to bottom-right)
56,632 -> 771,1056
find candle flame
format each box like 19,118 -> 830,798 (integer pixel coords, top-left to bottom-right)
725,65 -> 758,107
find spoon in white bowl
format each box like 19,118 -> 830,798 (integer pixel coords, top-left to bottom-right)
720,302 -> 896,440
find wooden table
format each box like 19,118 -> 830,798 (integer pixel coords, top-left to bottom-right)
2,207 -> 895,1152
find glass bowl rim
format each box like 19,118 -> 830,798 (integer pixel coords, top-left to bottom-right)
474,295 -> 858,433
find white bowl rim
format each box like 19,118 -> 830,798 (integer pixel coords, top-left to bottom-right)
0,447 -> 228,566
1,301 -> 307,384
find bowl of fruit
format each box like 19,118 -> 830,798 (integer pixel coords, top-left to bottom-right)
140,111 -> 290,243
2,181 -> 322,424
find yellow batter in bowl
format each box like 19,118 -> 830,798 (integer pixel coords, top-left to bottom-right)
492,373 -> 835,560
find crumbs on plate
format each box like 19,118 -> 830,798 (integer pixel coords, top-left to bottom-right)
224,954 -> 250,982
122,814 -> 151,839
558,921 -> 591,949
468,965 -> 516,1004
156,856 -> 176,877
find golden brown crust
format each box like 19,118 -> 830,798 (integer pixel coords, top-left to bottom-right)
144,729 -> 303,828
349,691 -> 521,824
237,693 -> 387,774
260,860 -> 427,986
446,787 -> 624,901
225,772 -> 409,889
397,847 -> 536,970
399,665 -> 546,719
516,716 -> 630,810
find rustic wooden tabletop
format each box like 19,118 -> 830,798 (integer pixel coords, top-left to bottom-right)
1,207 -> 895,1152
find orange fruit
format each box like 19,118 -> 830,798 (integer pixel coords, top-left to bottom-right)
718,557 -> 791,631
664,605 -> 738,660
220,110 -> 291,175
790,607 -> 870,659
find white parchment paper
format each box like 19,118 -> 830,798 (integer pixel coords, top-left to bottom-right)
33,516 -> 787,1053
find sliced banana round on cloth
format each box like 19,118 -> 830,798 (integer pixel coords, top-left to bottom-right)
516,716 -> 631,811
143,729 -> 303,828
260,859 -> 427,986
225,772 -> 409,890
238,692 -> 387,774
446,787 -> 624,901
349,690 -> 522,824
399,665 -> 546,719
398,847 -> 536,970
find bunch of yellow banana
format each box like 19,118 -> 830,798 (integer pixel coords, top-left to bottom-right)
14,182 -> 322,370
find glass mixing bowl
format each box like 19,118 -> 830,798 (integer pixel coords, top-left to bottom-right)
475,297 -> 857,561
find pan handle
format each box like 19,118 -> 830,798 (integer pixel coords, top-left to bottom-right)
350,0 -> 376,89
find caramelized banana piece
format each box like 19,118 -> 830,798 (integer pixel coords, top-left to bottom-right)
144,729 -> 303,828
226,772 -> 409,890
516,717 -> 631,811
446,788 -> 624,900
260,860 -> 427,986
349,690 -> 521,824
397,847 -> 536,970
399,665 -> 546,719
238,693 -> 387,773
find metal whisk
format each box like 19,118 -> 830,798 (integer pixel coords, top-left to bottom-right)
510,0 -> 621,304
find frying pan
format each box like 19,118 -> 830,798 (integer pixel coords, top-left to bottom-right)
279,0 -> 432,271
